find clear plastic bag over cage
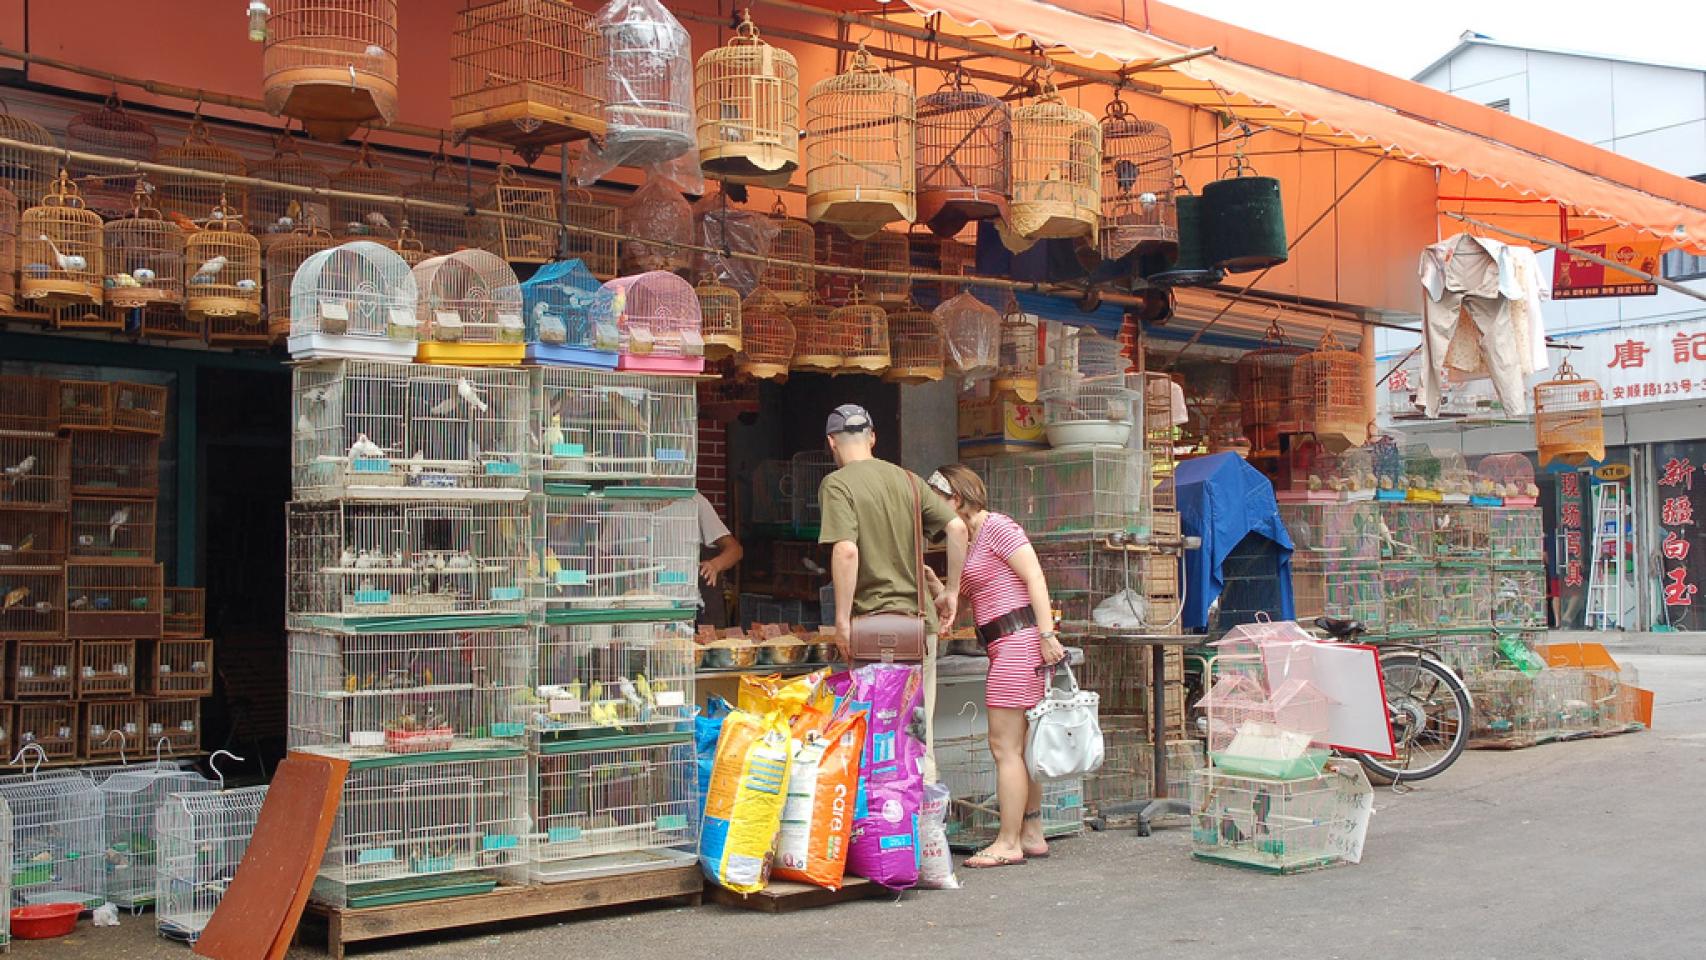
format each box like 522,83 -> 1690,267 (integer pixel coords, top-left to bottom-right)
761,201 -> 815,304
103,184 -> 185,310
0,430 -> 70,509
1006,77 -> 1102,244
533,493 -> 698,615
1190,762 -> 1371,873
530,736 -> 696,882
414,248 -> 526,351
592,271 -> 705,374
1279,501 -> 1381,563
934,291 -> 1001,382
915,69 -> 1011,238
804,44 -> 916,237
1490,507 -> 1544,564
1099,98 -> 1176,261
937,734 -> 1082,851
621,178 -> 694,275
1477,453 -> 1540,506
885,302 -> 944,384
261,0 -> 399,142
313,752 -> 528,908
0,761 -> 106,907
538,366 -> 697,484
0,104 -> 57,208
286,501 -> 531,630
737,287 -> 795,382
530,621 -> 695,736
579,0 -> 700,189
251,132 -> 331,239
521,258 -> 615,368
98,764 -> 215,909
288,628 -> 530,758
155,784 -> 269,943
450,0 -> 604,163
1293,331 -> 1368,453
156,118 -> 247,224
1041,376 -> 1141,450
20,170 -> 104,309
694,193 -> 777,298
289,241 -> 420,361
695,10 -> 801,185
984,446 -> 1153,540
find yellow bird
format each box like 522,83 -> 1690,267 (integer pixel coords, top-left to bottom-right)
422,667 -> 434,686
344,673 -> 359,694
15,533 -> 33,553
635,674 -> 655,707
2,586 -> 28,613
589,680 -> 603,706
543,548 -> 562,580
525,551 -> 540,580
566,680 -> 582,704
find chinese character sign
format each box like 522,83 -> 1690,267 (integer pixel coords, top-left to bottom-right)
1574,318 -> 1706,408
1556,472 -> 1587,628
1655,441 -> 1706,627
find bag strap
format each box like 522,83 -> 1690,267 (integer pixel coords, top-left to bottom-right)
908,469 -> 926,620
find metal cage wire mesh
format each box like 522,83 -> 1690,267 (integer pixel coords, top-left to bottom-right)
98,765 -> 215,908
533,494 -> 699,612
414,248 -> 525,345
0,767 -> 106,907
530,738 -> 695,881
915,74 -> 1011,237
521,258 -> 610,354
530,621 -> 696,735
537,366 -> 698,484
155,784 -> 269,942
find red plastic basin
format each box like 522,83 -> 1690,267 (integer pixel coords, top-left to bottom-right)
12,902 -> 82,939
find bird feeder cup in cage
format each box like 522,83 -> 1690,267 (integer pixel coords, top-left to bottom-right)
915,68 -> 1011,237
251,131 -> 331,240
994,309 -> 1041,400
451,0 -> 605,163
1234,324 -> 1309,456
266,221 -> 336,343
860,231 -> 911,305
885,302 -> 944,384
1293,330 -> 1369,453
1007,74 -> 1102,243
103,184 -> 185,311
762,200 -> 815,304
1203,149 -> 1288,274
66,95 -> 158,217
736,286 -> 794,381
289,240 -> 420,361
595,270 -> 705,374
791,296 -> 842,373
186,197 -> 263,344
835,289 -> 891,374
328,142 -> 404,242
20,171 -> 104,309
478,165 -> 558,265
0,103 -> 57,208
696,276 -> 743,359
521,258 -> 613,367
1534,359 -> 1606,468
262,0 -> 400,142
0,186 -> 16,312
695,11 -> 800,183
1100,98 -> 1177,262
595,0 -> 698,168
804,44 -> 916,237
413,248 -> 526,365
156,116 -> 248,225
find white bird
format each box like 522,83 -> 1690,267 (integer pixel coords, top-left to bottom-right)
1139,191 -> 1158,207
390,549 -> 404,568
407,449 -> 425,477
191,255 -> 228,282
3,455 -> 36,484
295,412 -> 316,439
618,676 -> 644,711
38,235 -> 87,272
236,278 -> 258,292
348,433 -> 384,460
108,507 -> 128,545
364,44 -> 385,59
365,211 -> 393,233
457,377 -> 488,413
340,546 -> 357,568
543,414 -> 565,450
447,552 -> 475,571
300,386 -> 330,405
428,395 -> 458,416
354,549 -> 376,570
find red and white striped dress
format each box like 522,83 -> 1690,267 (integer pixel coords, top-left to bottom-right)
960,512 -> 1046,710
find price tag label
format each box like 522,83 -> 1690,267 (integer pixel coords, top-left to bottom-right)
556,570 -> 588,586
490,586 -> 523,602
490,722 -> 525,738
656,690 -> 685,708
654,448 -> 687,462
480,834 -> 520,851
549,698 -> 583,716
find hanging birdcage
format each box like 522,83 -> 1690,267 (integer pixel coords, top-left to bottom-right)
478,165 -> 558,265
621,178 -> 693,274
935,291 -> 1001,382
251,131 -> 331,240
835,289 -> 890,374
915,68 -> 1011,237
804,44 -> 916,238
157,116 -> 247,224
861,231 -> 911,305
737,286 -> 794,381
562,188 -> 620,279
1203,150 -> 1288,274
103,182 -> 185,311
1292,331 -> 1368,452
1100,98 -> 1176,262
401,151 -> 476,256
1234,323 -> 1309,455
0,186 -> 16,313
1146,176 -> 1223,288
19,171 -> 104,308
185,195 -> 262,338
1007,74 -> 1102,243
592,270 -> 705,374
761,199 -> 814,304
885,302 -> 944,384
1534,358 -> 1606,468
261,0 -> 400,142
451,0 -> 605,163
521,258 -> 614,367
66,95 -> 157,217
290,241 -> 420,360
0,103 -> 57,208
791,295 -> 842,373
592,0 -> 697,169
329,143 -> 404,241
697,276 -> 742,359
414,248 -> 526,364
267,221 -> 337,342
695,10 -> 800,184
994,308 -> 1040,399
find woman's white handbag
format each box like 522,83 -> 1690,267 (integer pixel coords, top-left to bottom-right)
1025,661 -> 1105,781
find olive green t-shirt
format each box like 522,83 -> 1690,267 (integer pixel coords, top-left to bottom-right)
818,458 -> 955,633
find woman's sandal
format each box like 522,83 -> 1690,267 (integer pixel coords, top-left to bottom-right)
964,849 -> 1029,869
1021,810 -> 1050,859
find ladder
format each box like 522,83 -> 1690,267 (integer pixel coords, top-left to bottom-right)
1585,481 -> 1627,630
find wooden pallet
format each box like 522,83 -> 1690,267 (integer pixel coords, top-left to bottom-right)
302,865 -> 702,959
704,876 -> 888,914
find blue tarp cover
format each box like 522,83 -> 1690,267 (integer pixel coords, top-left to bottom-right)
1167,452 -> 1295,628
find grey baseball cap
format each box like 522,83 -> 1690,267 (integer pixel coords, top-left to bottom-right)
825,403 -> 873,435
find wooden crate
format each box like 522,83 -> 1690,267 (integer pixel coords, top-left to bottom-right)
76,638 -> 137,698
147,698 -> 200,754
57,380 -> 113,431
11,640 -> 75,699
147,639 -> 214,697
83,699 -> 145,758
162,587 -> 205,638
16,701 -> 78,761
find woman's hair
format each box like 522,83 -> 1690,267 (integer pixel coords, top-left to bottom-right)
932,462 -> 988,512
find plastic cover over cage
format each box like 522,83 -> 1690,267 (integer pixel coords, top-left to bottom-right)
934,292 -> 1001,382
579,0 -> 702,192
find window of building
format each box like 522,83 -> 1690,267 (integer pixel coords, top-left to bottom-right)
1663,174 -> 1706,282
1485,98 -> 1511,112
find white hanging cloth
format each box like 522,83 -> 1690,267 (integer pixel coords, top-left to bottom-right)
1417,233 -> 1548,418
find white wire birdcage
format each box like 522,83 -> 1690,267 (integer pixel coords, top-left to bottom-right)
804,44 -> 916,237
288,628 -> 531,757
533,493 -> 698,615
262,0 -> 399,142
1477,453 -> 1540,506
538,367 -> 697,484
103,183 -> 186,311
1490,507 -> 1544,564
0,429 -> 70,510
1380,562 -> 1432,634
591,271 -> 705,374
530,621 -> 695,736
530,736 -> 695,882
1493,567 -> 1546,630
521,259 -> 616,367
414,249 -> 526,363
695,10 -> 800,184
1278,501 -> 1381,564
286,501 -> 531,630
0,744 -> 106,907
313,752 -> 528,908
983,446 -> 1153,540
98,749 -> 216,909
451,0 -> 604,163
1041,376 -> 1140,449
1030,540 -> 1160,626
292,360 -> 531,502
156,779 -> 269,943
936,733 -> 1081,850
1190,762 -> 1370,873
1469,668 -> 1544,748
592,0 -> 697,169
289,240 -> 420,360
1435,503 -> 1490,560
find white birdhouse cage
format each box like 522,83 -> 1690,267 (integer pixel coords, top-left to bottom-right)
697,276 -> 742,359
155,782 -> 269,943
186,196 -> 264,346
804,44 -> 916,238
885,302 -> 944,384
1100,98 -> 1177,262
1235,322 -> 1310,456
529,736 -> 696,882
288,240 -> 420,361
533,492 -> 699,616
861,231 -> 911,305
401,150 -> 476,257
103,181 -> 186,311
593,270 -> 705,374
790,296 -> 841,374
935,291 -> 1002,382
529,621 -> 696,738
593,0 -> 697,168
250,130 -> 331,240
737,287 -> 795,381
479,164 -> 558,265
266,220 -> 336,344
0,747 -> 106,907
761,199 -> 814,304
0,103 -> 57,207
1534,359 -> 1607,469
1008,73 -> 1102,243
1292,331 -> 1368,453
915,68 -> 1011,237
99,759 -> 216,909
695,10 -> 800,184
0,186 -> 16,312
521,258 -> 614,367
561,188 -> 621,280
19,170 -> 104,309
65,95 -> 158,217
537,366 -> 697,485
261,0 -> 400,142
413,248 -> 526,365
156,116 -> 247,224
329,142 -> 404,241
450,0 -> 605,163
834,288 -> 891,374
994,308 -> 1040,400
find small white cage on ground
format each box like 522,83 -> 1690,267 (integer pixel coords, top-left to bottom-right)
98,759 -> 216,909
156,782 -> 269,943
530,621 -> 695,736
0,747 -> 106,907
289,241 -> 421,361
1190,760 -> 1372,874
936,734 -> 1082,850
537,367 -> 697,485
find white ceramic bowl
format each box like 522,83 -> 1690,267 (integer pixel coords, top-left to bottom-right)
1046,420 -> 1133,449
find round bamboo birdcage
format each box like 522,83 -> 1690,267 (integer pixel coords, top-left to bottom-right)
0,104 -> 57,208
915,69 -> 1010,238
695,10 -> 800,184
328,142 -> 404,241
861,231 -> 911,305
450,0 -> 604,163
479,164 -> 558,264
935,291 -> 1001,381
761,199 -> 814,304
596,0 -> 697,168
19,171 -> 104,308
401,152 -> 477,256
835,288 -> 891,373
1235,322 -> 1309,455
885,302 -> 943,384
102,182 -> 186,310
0,186 -> 17,313
1292,330 -> 1368,453
1099,98 -> 1176,262
389,220 -> 433,268
1008,74 -> 1102,243
66,95 -> 157,217
251,131 -> 331,241
562,188 -> 619,279
184,195 -> 262,322
261,0 -> 400,142
791,295 -> 840,372
993,308 -> 1039,400
265,221 -> 335,340
697,275 -> 742,359
1533,359 -> 1606,468
737,286 -> 794,381
157,116 -> 248,223
804,44 -> 916,238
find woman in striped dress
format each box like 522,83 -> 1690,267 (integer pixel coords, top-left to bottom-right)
928,464 -> 1066,868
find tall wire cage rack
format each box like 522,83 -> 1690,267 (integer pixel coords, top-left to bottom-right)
529,621 -> 696,737
537,366 -> 697,485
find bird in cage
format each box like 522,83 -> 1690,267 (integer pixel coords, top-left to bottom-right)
3,454 -> 35,484
38,234 -> 88,272
190,255 -> 227,284
458,376 -> 489,412
348,433 -> 384,460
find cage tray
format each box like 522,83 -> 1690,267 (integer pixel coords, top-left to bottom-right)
525,344 -> 619,370
287,333 -> 418,363
416,342 -> 526,367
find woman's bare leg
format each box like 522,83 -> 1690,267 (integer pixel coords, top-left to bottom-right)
979,707 -> 1031,861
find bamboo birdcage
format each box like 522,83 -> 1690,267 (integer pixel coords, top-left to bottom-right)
885,302 -> 944,383
1100,98 -> 1176,261
103,182 -> 185,310
935,290 -> 1001,381
290,241 -> 420,361
1008,75 -> 1102,243
266,221 -> 336,342
835,288 -> 891,373
329,143 -> 404,240
414,248 -> 526,363
791,295 -> 841,373
861,231 -> 911,305
804,44 -> 916,237
1293,331 -> 1368,453
156,117 -> 247,223
388,220 -> 433,268
20,171 -> 104,308
696,276 -> 742,359
812,220 -> 860,306
737,286 -> 794,381
761,198 -> 814,304
251,131 -> 332,240
261,0 -> 400,142
593,270 -> 705,374
0,186 -> 20,313
562,188 -> 621,279
401,151 -> 477,257
479,165 -> 558,264
994,308 -> 1040,400
66,95 -> 157,217
695,10 -> 800,184
1534,358 -> 1607,468
186,195 -> 262,337
915,69 -> 1011,237
451,0 -> 605,163
0,103 -> 57,207
1235,322 -> 1310,455
594,0 -> 697,168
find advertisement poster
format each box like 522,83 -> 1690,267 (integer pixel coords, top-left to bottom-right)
1552,211 -> 1660,299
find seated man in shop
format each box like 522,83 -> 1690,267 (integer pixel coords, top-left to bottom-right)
668,492 -> 743,628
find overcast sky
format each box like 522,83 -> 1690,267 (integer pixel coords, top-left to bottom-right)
1181,0 -> 1706,78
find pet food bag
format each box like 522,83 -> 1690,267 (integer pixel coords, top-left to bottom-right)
694,697 -> 733,823
739,669 -> 831,721
916,782 -> 961,890
841,663 -> 926,890
699,709 -> 793,893
774,711 -> 867,889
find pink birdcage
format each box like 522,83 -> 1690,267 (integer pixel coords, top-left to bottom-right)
592,270 -> 704,374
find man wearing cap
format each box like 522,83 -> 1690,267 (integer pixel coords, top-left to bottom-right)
818,403 -> 968,780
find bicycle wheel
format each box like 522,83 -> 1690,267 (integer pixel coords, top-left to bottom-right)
1357,652 -> 1471,784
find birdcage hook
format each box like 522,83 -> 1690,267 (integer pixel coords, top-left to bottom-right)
104,729 -> 129,767
1223,123 -> 1258,178
155,736 -> 174,767
208,750 -> 244,791
10,743 -> 47,780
